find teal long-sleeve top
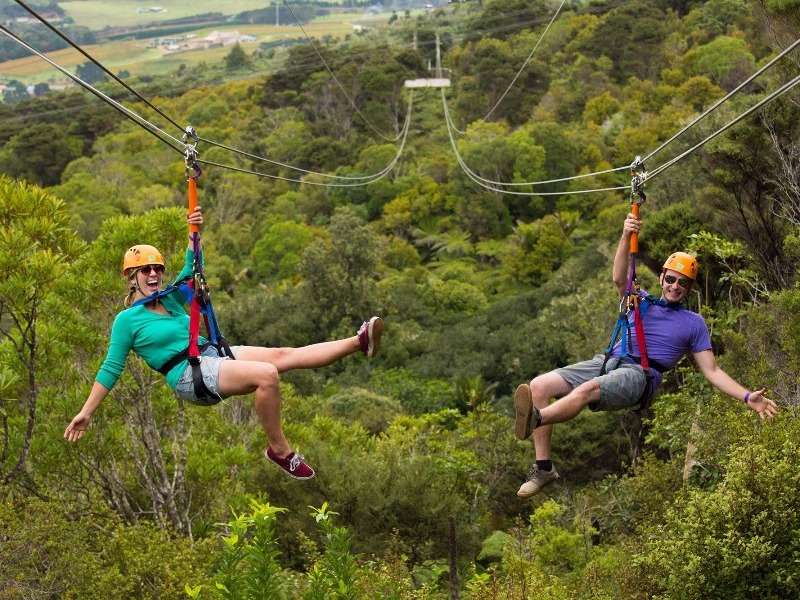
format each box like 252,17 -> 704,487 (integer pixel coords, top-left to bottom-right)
95,249 -> 206,391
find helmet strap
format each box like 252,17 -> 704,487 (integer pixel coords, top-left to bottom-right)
129,268 -> 160,307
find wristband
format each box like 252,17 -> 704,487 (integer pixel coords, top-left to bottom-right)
743,392 -> 751,404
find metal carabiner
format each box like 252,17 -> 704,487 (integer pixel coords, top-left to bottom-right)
183,126 -> 202,180
630,155 -> 647,204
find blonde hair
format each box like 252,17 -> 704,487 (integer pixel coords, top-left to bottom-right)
123,269 -> 139,308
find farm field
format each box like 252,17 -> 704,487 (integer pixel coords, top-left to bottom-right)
0,15 -> 391,85
58,0 -> 295,30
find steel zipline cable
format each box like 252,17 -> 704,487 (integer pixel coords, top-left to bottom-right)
0,24 -> 186,155
442,62 -> 800,195
196,94 -> 414,187
199,91 -> 413,181
280,0 -> 404,143
646,71 -> 800,182
5,0 -> 798,195
441,34 -> 800,194
10,0 -> 186,135
1,26 -> 417,187
7,0 -> 415,185
440,87 -> 628,196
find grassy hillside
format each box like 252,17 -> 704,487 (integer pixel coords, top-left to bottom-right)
59,0 -> 287,29
0,0 -> 391,87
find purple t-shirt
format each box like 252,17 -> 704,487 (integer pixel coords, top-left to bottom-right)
611,299 -> 712,387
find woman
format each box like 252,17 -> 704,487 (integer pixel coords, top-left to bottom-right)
64,207 -> 383,480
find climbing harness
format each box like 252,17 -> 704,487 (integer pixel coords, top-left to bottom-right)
182,126 -> 235,404
602,157 -> 648,361
127,129 -> 234,404
600,157 -> 661,409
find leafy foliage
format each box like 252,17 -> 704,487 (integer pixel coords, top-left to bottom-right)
0,2 -> 799,597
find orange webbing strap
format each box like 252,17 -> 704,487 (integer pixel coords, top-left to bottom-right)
630,201 -> 640,254
188,176 -> 199,234
629,156 -> 649,367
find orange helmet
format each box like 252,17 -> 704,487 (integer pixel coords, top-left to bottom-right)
662,252 -> 698,280
123,244 -> 164,276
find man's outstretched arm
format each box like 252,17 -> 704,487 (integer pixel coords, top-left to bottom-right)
694,350 -> 778,420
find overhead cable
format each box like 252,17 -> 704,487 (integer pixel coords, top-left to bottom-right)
441,88 -> 627,196
199,91 -> 414,181
0,24 -> 185,155
12,0 -> 185,135
281,0 -> 403,143
197,97 -> 412,187
642,36 -> 800,165
646,71 -> 800,181
480,0 -> 568,123
442,88 -> 629,192
1,14 -> 414,187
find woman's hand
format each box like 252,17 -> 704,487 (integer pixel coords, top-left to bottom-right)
188,205 -> 203,229
64,412 -> 91,442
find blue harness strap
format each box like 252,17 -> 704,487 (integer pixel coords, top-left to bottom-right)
131,278 -> 193,308
185,233 -> 235,404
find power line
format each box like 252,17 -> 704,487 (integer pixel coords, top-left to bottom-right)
1,9 -> 415,187
480,0 -> 568,123
280,0 -> 403,143
0,24 -> 185,155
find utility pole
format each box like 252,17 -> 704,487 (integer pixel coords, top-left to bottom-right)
405,32 -> 450,88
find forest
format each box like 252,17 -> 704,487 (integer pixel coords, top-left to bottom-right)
1,0 -> 799,598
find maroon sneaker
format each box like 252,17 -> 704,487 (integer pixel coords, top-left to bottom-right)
265,447 -> 315,480
357,316 -> 383,358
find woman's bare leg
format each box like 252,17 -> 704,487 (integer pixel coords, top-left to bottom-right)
217,359 -> 292,456
236,336 -> 361,373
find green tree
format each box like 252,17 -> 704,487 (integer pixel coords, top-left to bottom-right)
225,43 -> 250,70
75,60 -> 105,84
572,3 -> 670,83
0,496 -> 213,599
298,206 -> 382,338
0,176 -> 85,486
634,419 -> 800,599
1,79 -> 29,104
685,35 -> 755,89
249,217 -> 316,282
0,123 -> 83,187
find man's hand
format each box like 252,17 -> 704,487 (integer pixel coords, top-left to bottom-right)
747,388 -> 778,420
623,212 -> 642,237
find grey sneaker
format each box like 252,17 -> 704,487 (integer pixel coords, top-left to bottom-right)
517,464 -> 560,498
514,383 -> 540,440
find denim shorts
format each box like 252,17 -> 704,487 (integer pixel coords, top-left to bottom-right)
174,345 -> 240,405
555,354 -> 646,412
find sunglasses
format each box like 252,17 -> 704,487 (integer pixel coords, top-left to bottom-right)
663,274 -> 692,288
138,264 -> 165,276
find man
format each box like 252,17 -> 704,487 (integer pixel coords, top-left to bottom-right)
513,212 -> 779,498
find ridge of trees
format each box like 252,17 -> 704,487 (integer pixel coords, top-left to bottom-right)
1,0 -> 799,597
